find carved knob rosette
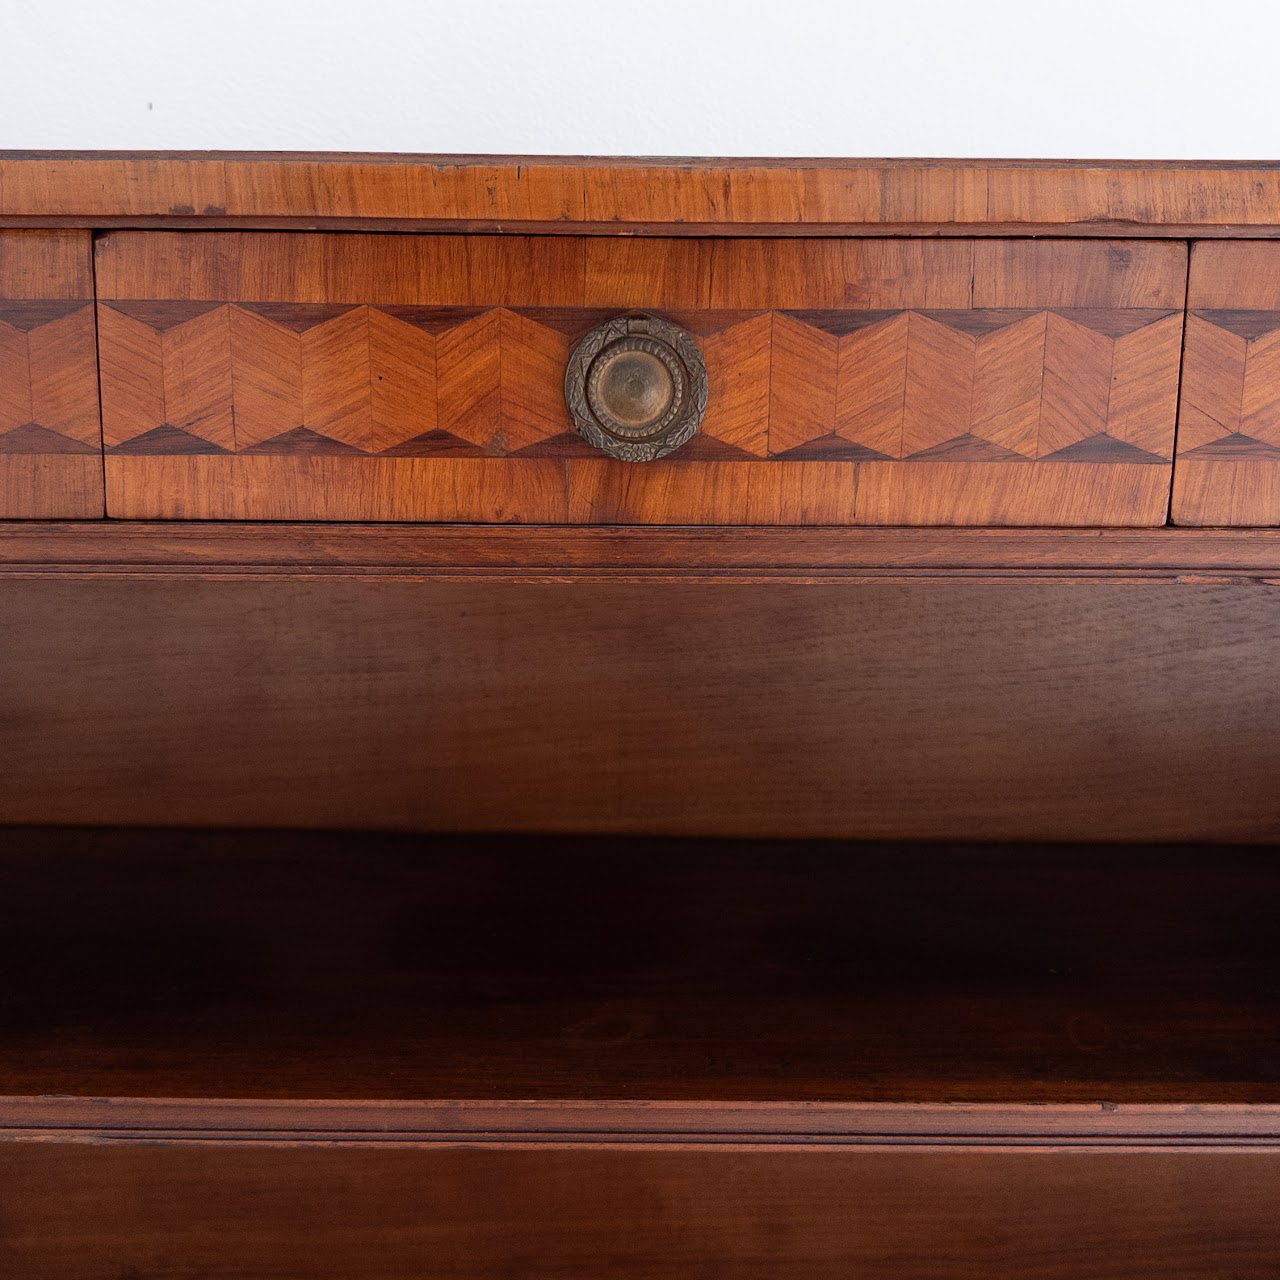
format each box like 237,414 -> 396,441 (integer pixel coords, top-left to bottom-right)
564,314 -> 709,461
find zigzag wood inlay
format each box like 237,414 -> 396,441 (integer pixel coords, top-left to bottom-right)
100,301 -> 1180,468
101,303 -> 766,459
0,303 -> 99,449
833,312 -> 908,459
770,309 -> 1178,463
0,230 -> 102,518
681,312 -> 771,458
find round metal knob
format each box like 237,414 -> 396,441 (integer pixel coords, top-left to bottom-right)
565,315 -> 708,461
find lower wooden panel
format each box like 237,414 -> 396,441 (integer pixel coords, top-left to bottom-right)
3,1144 -> 1277,1279
1,568 -> 1279,838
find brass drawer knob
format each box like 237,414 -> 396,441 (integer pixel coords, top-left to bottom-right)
565,315 -> 708,461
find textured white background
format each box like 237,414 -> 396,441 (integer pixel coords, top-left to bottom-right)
3,0 -> 1279,157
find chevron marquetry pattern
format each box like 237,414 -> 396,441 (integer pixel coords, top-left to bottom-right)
100,303 -> 597,457
98,302 -> 1181,469
0,301 -> 100,456
770,309 -> 1181,464
1177,311 -> 1280,459
1171,308 -> 1280,525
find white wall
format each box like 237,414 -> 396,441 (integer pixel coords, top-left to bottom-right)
5,0 -> 1280,158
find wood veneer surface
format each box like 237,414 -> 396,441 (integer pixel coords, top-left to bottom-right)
2,574 -> 1278,840
0,829 -> 1278,1103
5,1143 -> 1279,1280
9,154 -> 1280,238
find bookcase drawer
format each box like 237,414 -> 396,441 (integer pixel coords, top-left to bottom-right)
95,232 -> 1186,525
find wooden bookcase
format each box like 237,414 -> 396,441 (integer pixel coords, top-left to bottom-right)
3,156 -> 1280,1276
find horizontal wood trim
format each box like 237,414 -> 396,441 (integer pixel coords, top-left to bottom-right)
105,456 -> 578,523
845,461 -> 1172,527
5,155 -> 1280,234
5,1098 -> 1280,1151
100,456 -> 1179,527
4,523 -> 1280,580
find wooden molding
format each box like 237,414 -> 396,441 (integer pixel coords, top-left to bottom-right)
6,154 -> 1280,235
5,1097 -> 1280,1152
3,523 -> 1280,581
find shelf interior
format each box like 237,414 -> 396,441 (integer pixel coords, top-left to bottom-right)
2,827 -> 1278,1103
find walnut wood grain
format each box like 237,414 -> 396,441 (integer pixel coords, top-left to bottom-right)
8,155 -> 1280,238
1173,241 -> 1280,525
96,233 -> 1185,524
1,573 -> 1278,839
0,230 -> 102,516
7,1143 -> 1278,1280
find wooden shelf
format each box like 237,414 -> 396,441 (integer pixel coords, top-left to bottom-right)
6,828 -> 1280,1276
3,827 -> 1279,1108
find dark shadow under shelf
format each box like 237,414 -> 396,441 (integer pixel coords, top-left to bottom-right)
2,827 -> 1278,1104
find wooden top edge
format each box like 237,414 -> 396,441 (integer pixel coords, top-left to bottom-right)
6,154 -> 1280,231
4,1097 -> 1280,1148
3,524 -> 1280,579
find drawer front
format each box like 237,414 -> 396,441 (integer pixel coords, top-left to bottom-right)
0,231 -> 102,517
1174,241 -> 1280,525
96,233 -> 1186,525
